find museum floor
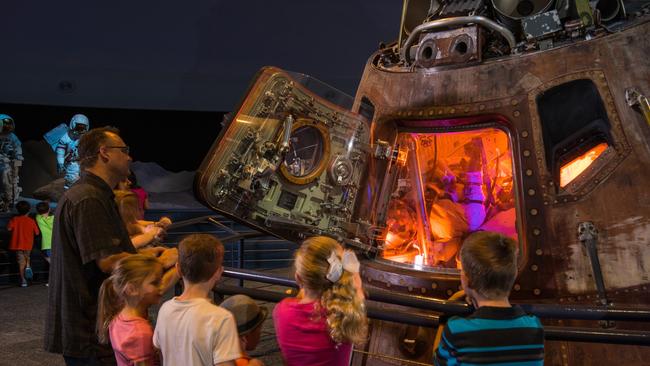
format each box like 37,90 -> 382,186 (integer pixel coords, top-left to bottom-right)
0,270 -> 288,366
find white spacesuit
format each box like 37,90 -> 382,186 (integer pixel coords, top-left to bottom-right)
48,114 -> 89,189
0,114 -> 23,211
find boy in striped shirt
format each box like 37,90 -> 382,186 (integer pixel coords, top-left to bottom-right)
435,231 -> 544,365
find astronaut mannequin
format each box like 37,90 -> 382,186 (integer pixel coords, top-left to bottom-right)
0,114 -> 23,212
428,138 -> 487,265
55,114 -> 89,189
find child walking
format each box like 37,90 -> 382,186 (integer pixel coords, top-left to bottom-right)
273,236 -> 368,366
97,254 -> 165,366
35,201 -> 53,266
434,231 -> 544,365
7,200 -> 39,287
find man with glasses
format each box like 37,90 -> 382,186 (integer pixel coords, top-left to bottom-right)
45,127 -> 178,366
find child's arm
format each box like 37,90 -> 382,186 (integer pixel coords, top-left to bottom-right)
130,226 -> 163,249
159,267 -> 180,295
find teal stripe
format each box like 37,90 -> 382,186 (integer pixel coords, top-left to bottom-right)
457,343 -> 544,353
448,316 -> 542,333
462,361 -> 543,366
436,334 -> 459,366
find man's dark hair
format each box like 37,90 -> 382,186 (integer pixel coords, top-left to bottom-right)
78,126 -> 120,170
15,200 -> 31,215
460,231 -> 519,299
178,234 -> 224,283
36,201 -> 50,215
128,170 -> 140,189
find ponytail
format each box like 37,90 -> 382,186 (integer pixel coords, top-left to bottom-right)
322,270 -> 368,345
95,254 -> 161,344
295,236 -> 368,346
97,275 -> 124,344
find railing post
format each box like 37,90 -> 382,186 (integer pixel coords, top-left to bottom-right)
238,238 -> 245,287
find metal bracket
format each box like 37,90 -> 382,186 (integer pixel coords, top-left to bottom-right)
625,88 -> 650,126
578,221 -> 609,306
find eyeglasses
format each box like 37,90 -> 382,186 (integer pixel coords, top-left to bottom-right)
104,145 -> 130,155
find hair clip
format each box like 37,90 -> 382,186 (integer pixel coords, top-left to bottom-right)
342,250 -> 360,273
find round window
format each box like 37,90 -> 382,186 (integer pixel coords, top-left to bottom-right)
283,126 -> 325,178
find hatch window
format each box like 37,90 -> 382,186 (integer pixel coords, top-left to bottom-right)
381,127 -> 518,269
536,79 -> 613,188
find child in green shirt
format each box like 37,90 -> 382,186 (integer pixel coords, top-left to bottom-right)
36,201 -> 54,263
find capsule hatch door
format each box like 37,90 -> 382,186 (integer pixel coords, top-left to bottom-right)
195,67 -> 371,243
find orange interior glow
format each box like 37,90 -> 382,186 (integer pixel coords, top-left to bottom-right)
560,143 -> 608,187
381,127 -> 518,269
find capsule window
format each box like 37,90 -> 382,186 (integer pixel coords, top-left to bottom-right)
381,127 -> 518,270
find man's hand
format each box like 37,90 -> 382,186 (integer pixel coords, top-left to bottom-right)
156,217 -> 172,228
97,252 -> 131,273
158,248 -> 178,269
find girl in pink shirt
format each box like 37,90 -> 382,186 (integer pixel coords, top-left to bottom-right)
274,236 -> 368,366
97,255 -> 167,366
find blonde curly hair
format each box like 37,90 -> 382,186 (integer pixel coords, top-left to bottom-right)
295,236 -> 368,345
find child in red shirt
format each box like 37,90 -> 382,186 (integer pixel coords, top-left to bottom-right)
7,200 -> 40,287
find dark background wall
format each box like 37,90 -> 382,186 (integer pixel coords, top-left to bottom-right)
0,1 -> 401,170
0,1 -> 400,111
1,103 -> 224,172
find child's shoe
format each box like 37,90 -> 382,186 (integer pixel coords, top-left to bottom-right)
20,280 -> 28,288
25,267 -> 33,280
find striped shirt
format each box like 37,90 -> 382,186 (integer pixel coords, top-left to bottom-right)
434,305 -> 544,366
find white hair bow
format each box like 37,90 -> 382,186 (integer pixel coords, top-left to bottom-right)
326,250 -> 360,283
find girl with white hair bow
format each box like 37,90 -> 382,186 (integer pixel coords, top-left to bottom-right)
273,236 -> 368,366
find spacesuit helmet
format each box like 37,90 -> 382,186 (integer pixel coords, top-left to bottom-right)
0,114 -> 15,134
69,114 -> 90,136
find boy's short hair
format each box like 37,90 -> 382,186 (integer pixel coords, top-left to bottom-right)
36,202 -> 50,215
15,200 -> 31,215
460,231 -> 518,299
178,234 -> 224,283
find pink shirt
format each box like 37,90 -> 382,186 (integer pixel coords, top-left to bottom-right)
109,314 -> 159,366
273,298 -> 352,366
131,187 -> 148,218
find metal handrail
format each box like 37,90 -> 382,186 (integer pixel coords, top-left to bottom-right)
164,215 -> 218,231
216,284 -> 440,327
215,283 -> 650,346
221,267 -> 650,322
